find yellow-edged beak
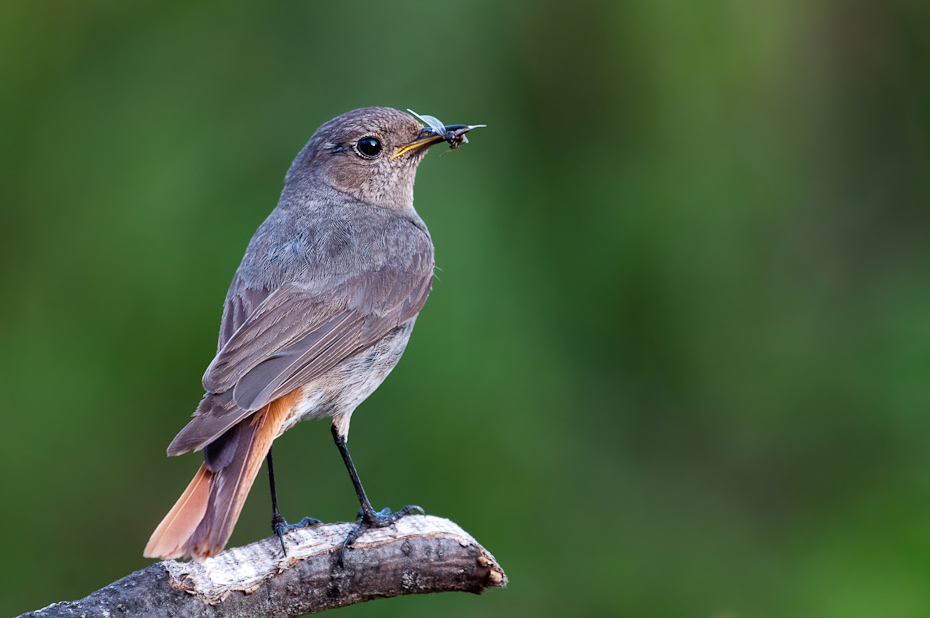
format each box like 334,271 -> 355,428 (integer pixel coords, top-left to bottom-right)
392,133 -> 448,158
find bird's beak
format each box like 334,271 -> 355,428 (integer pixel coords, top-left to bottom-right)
392,123 -> 486,158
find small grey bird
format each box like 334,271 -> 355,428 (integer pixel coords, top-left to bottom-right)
144,107 -> 483,561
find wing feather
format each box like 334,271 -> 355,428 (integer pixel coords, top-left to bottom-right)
168,235 -> 433,456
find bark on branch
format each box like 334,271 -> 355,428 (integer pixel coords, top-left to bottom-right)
20,515 -> 506,617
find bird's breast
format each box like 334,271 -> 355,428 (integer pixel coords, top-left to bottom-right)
274,320 -> 417,438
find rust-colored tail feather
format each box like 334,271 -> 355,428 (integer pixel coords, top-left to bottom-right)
143,463 -> 212,559
144,394 -> 295,561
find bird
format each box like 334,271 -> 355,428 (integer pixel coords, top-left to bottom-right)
143,106 -> 483,561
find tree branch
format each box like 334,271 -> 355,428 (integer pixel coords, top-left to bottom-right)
20,515 -> 506,617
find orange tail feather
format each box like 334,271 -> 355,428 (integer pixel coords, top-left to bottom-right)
144,393 -> 296,561
143,464 -> 212,559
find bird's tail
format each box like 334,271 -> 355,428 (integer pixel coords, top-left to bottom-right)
144,395 -> 294,561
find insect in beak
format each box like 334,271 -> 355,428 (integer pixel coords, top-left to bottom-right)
392,110 -> 486,158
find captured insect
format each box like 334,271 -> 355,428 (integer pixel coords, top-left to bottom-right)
408,109 -> 487,150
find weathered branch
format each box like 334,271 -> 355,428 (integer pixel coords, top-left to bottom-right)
20,515 -> 506,617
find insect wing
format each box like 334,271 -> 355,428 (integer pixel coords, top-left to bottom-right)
407,109 -> 448,137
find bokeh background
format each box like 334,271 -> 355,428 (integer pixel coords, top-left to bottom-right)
2,1 -> 929,616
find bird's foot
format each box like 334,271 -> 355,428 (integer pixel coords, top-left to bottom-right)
337,505 -> 424,567
272,514 -> 322,555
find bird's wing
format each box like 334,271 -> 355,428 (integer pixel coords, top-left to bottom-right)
216,275 -> 273,351
168,244 -> 432,455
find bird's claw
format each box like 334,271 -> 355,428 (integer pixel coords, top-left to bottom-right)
338,504 -> 424,567
272,515 -> 322,555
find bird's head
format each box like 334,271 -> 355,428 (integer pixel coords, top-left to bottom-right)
285,107 -> 482,212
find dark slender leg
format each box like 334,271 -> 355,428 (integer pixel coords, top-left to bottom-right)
331,424 -> 424,564
332,426 -> 377,521
267,447 -> 321,555
267,448 -> 287,553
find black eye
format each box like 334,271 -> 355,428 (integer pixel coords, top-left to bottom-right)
356,136 -> 382,158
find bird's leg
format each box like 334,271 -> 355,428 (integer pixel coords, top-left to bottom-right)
331,423 -> 424,565
267,447 -> 321,555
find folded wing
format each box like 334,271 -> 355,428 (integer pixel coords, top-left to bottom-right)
168,247 -> 433,456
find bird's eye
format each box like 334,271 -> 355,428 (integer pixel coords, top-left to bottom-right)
356,136 -> 382,158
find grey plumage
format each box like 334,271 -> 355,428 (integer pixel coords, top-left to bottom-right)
145,106 -> 481,560
168,108 -> 434,456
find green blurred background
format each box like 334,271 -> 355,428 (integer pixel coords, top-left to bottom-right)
2,1 -> 929,616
